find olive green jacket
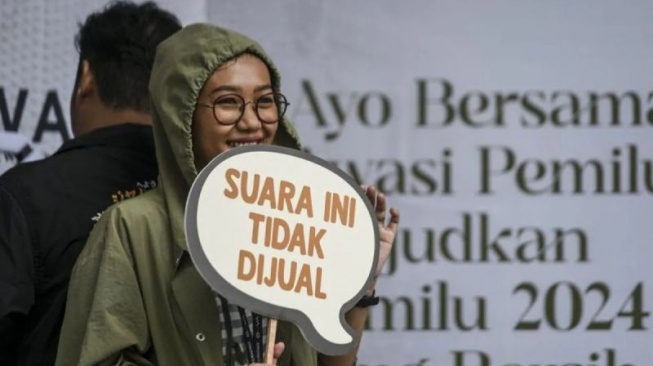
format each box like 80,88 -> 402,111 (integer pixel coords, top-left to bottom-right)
55,23 -> 316,366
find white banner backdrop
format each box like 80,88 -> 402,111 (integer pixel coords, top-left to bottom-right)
0,0 -> 206,163
2,0 -> 652,365
211,1 -> 653,365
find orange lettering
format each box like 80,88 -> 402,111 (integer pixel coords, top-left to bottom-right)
249,212 -> 265,244
347,198 -> 356,228
314,267 -> 326,299
296,186 -> 313,217
241,171 -> 259,204
256,253 -> 265,284
308,227 -> 325,259
263,257 -> 277,287
257,177 -> 276,208
277,258 -> 297,291
245,254 -> 327,299
323,192 -> 331,222
237,250 -> 256,281
325,193 -> 355,227
278,180 -> 295,213
287,223 -> 307,255
271,217 -> 290,250
293,263 -> 313,296
223,168 -> 240,199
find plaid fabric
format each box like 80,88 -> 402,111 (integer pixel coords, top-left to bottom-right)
216,297 -> 268,365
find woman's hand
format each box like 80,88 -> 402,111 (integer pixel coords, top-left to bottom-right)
252,342 -> 285,365
362,185 -> 400,294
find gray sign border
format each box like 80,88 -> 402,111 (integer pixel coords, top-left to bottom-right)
184,144 -> 380,356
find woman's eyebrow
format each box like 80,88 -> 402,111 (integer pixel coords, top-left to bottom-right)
209,85 -> 240,95
208,84 -> 273,96
254,84 -> 273,92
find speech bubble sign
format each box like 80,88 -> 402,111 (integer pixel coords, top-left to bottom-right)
185,145 -> 379,356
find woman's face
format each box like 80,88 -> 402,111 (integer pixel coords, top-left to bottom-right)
192,54 -> 279,170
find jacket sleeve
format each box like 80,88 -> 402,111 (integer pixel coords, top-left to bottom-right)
0,184 -> 34,362
55,209 -> 153,366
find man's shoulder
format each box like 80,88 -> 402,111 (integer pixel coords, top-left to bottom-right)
0,156 -> 57,193
0,141 -> 90,183
0,147 -> 94,195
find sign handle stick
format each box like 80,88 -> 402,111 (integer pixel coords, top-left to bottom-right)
264,318 -> 278,364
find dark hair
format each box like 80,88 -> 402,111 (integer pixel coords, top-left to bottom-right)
74,1 -> 181,112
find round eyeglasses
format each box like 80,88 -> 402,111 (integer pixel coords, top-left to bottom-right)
196,92 -> 289,125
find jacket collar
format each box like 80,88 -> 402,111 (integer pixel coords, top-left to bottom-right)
56,123 -> 154,154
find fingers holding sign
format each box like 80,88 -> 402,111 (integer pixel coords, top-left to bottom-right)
256,341 -> 285,365
361,185 -> 400,279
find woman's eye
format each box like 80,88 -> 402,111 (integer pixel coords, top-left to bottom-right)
215,97 -> 240,105
257,96 -> 275,106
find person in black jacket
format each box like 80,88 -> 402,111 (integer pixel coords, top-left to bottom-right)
0,2 -> 181,365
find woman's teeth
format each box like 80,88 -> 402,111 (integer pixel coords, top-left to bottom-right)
228,141 -> 259,148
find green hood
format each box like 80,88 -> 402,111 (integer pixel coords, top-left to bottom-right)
148,23 -> 301,249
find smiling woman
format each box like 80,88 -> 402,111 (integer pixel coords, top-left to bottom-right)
56,23 -> 400,366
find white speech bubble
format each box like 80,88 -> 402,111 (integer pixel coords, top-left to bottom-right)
185,145 -> 379,356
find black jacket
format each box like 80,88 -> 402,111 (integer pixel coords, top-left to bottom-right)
0,124 -> 158,366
